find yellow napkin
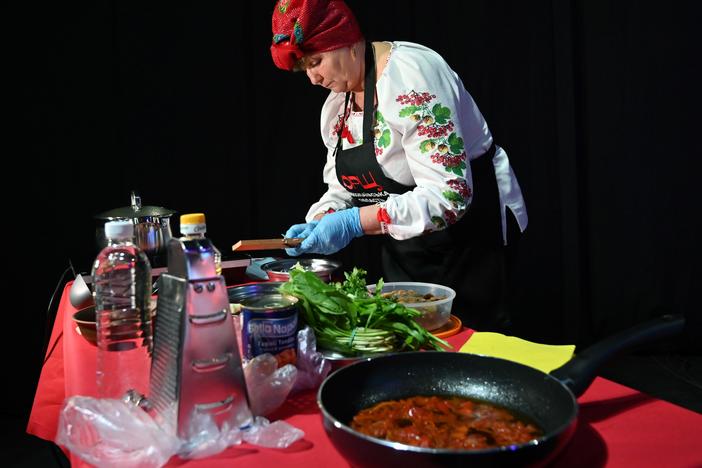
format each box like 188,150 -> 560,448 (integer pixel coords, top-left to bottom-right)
459,332 -> 575,374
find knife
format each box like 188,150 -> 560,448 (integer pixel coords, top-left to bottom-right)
232,238 -> 304,252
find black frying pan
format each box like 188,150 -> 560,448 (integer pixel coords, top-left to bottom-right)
318,315 -> 684,467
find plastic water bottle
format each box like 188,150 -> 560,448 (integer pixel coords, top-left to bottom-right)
92,220 -> 153,399
179,213 -> 222,276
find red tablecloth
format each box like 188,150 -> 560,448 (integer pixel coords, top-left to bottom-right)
28,282 -> 702,467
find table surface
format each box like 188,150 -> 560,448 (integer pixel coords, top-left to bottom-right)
28,281 -> 702,467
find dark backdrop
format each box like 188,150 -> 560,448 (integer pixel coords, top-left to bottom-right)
11,0 -> 700,422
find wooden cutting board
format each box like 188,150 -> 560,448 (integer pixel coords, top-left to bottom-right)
232,238 -> 303,251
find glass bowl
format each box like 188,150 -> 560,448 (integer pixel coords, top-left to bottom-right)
367,282 -> 455,331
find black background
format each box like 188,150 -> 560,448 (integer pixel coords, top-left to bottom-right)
10,0 -> 700,423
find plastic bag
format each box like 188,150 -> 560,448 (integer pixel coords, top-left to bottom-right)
55,323 -> 327,465
178,413 -> 303,458
241,325 -> 331,415
293,326 -> 332,392
56,396 -> 180,468
57,396 -> 305,466
243,417 -> 304,448
177,409 -> 244,459
244,354 -> 298,416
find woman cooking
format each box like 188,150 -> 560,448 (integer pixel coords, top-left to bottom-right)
272,0 -> 527,331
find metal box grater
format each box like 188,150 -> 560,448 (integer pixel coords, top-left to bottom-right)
148,237 -> 252,437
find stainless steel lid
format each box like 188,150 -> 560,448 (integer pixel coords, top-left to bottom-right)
95,191 -> 176,220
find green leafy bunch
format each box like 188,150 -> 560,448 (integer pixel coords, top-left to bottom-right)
279,266 -> 449,355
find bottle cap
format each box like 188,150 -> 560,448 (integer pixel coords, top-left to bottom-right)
104,220 -> 134,240
180,213 -> 207,235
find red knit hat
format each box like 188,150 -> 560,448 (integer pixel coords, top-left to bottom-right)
271,0 -> 364,71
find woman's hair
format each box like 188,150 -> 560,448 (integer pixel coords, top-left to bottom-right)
291,55 -> 321,72
292,56 -> 310,73
270,0 -> 363,71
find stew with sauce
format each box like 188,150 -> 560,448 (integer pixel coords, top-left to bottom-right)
351,395 -> 542,449
381,290 -> 446,303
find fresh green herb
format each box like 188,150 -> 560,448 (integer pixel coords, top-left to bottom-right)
280,267 -> 449,355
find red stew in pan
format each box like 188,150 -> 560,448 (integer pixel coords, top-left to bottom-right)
351,395 -> 542,449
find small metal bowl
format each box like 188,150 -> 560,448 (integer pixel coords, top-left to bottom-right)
319,349 -> 392,370
260,258 -> 341,283
72,306 -> 97,346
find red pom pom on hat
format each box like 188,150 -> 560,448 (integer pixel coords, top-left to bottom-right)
270,41 -> 304,71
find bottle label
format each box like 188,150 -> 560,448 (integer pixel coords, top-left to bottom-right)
181,223 -> 207,235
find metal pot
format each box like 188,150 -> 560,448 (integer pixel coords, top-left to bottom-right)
95,191 -> 176,257
259,258 -> 341,282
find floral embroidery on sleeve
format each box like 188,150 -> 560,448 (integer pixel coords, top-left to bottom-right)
397,91 -> 466,176
444,179 -> 472,208
373,111 -> 391,156
397,90 -> 473,227
434,179 -> 472,227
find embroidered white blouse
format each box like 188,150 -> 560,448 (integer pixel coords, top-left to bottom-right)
305,41 -> 528,244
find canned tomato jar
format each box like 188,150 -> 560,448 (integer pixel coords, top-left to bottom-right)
240,293 -> 298,367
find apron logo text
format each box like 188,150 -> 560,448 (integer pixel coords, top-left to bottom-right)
341,171 -> 384,192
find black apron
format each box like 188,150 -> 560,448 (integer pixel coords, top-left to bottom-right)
333,42 -> 510,331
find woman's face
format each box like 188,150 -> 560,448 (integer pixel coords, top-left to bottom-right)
303,45 -> 363,93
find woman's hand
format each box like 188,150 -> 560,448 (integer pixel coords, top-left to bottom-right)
284,221 -> 319,256
288,207 -> 364,256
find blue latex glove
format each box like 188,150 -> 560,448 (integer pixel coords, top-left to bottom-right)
284,221 -> 319,256
290,208 -> 364,256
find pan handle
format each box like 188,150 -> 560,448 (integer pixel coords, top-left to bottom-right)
550,314 -> 684,397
